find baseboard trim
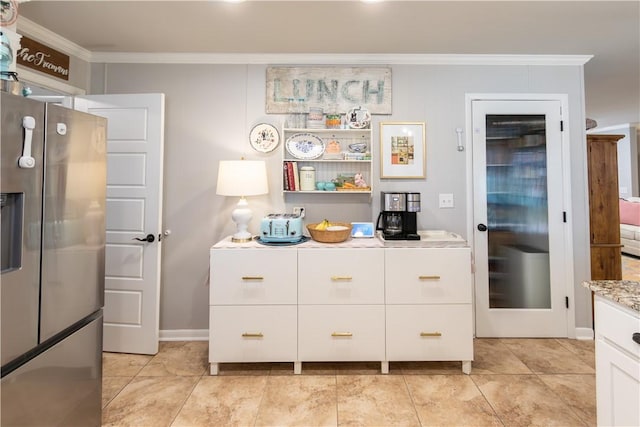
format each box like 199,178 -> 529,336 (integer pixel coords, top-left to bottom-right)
160,329 -> 208,341
575,327 -> 594,340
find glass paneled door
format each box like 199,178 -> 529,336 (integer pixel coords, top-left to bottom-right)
472,99 -> 569,337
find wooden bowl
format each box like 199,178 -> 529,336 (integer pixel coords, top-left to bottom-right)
306,222 -> 352,243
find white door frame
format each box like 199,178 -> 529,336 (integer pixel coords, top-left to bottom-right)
464,93 -> 576,338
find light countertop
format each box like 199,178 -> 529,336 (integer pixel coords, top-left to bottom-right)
213,230 -> 469,250
582,280 -> 640,313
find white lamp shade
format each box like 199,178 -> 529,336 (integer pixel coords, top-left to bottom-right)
216,160 -> 269,196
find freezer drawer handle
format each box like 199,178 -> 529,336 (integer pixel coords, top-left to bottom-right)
132,234 -> 155,243
19,116 -> 36,169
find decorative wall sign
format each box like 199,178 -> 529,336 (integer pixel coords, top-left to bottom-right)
266,66 -> 392,115
16,35 -> 70,81
380,122 -> 426,179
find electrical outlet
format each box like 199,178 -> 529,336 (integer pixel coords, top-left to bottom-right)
293,206 -> 305,218
439,193 -> 454,208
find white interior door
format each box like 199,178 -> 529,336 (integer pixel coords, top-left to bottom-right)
75,94 -> 165,354
472,99 -> 569,337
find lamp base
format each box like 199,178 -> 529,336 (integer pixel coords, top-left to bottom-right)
230,197 -> 254,243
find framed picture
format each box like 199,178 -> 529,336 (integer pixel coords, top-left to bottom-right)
379,122 -> 426,179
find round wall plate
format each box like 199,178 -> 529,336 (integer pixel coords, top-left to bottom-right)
249,123 -> 280,153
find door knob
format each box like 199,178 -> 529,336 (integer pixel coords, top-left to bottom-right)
477,224 -> 488,232
133,234 -> 155,243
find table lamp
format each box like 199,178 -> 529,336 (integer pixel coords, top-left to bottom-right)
216,159 -> 269,242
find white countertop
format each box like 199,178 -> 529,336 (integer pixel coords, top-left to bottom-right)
212,230 -> 469,249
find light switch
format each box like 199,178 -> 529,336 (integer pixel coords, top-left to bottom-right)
439,193 -> 454,208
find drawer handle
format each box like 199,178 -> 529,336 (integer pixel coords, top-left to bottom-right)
241,276 -> 264,281
633,333 -> 640,345
420,332 -> 442,337
331,332 -> 353,337
419,275 -> 441,280
331,276 -> 353,281
241,332 -> 264,338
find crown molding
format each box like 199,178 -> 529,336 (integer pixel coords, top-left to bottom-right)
90,52 -> 593,66
13,17 -> 593,67
16,16 -> 92,62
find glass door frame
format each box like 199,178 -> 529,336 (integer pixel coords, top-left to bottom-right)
465,94 -> 575,338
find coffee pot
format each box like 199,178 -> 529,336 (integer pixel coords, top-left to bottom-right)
376,192 -> 421,240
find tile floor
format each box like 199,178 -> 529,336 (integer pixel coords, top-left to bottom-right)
102,338 -> 596,426
103,256 -> 640,426
622,254 -> 640,281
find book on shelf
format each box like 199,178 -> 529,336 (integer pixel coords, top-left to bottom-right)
291,161 -> 300,191
286,161 -> 296,191
283,162 -> 290,191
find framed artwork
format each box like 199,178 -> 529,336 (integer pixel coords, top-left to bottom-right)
379,122 -> 426,179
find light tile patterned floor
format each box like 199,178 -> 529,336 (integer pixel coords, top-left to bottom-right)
622,254 -> 640,281
102,338 -> 597,426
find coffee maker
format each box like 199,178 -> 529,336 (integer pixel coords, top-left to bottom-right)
376,191 -> 421,240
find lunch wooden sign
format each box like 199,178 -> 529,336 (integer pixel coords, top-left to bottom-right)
266,66 -> 392,114
17,36 -> 70,81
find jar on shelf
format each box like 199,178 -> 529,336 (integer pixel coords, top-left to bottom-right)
299,166 -> 315,191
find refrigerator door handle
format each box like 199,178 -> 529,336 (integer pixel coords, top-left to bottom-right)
19,116 -> 36,169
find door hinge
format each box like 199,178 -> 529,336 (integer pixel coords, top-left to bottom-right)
560,121 -> 564,131
565,296 -> 569,309
563,211 -> 567,223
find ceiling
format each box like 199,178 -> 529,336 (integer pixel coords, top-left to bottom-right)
16,0 -> 640,127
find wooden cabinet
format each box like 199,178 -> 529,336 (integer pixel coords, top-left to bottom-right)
209,239 -> 473,375
594,296 -> 640,426
587,134 -> 624,280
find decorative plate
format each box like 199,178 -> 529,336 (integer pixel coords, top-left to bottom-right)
346,106 -> 371,129
249,123 -> 280,153
0,0 -> 18,26
285,133 -> 325,160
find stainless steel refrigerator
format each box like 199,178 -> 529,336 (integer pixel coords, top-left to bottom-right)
1,91 -> 107,426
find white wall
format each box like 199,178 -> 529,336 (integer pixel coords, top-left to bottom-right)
91,61 -> 592,333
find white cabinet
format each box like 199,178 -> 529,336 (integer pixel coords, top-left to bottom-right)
282,128 -> 372,195
298,249 -> 385,366
594,296 -> 640,427
208,248 -> 298,375
384,248 -> 473,373
209,240 -> 473,375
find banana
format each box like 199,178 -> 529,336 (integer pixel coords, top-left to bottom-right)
316,219 -> 331,230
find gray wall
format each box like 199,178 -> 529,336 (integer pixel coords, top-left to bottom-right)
91,62 -> 591,333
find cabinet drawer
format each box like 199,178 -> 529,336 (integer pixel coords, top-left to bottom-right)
595,296 -> 640,359
209,305 -> 297,363
210,249 -> 297,305
385,248 -> 471,304
298,249 -> 384,305
298,305 -> 385,361
386,304 -> 473,361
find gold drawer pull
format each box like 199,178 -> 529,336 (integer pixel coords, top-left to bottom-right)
331,332 -> 353,337
331,276 -> 353,281
241,332 -> 264,338
420,332 -> 442,337
241,276 -> 264,281
419,275 -> 441,280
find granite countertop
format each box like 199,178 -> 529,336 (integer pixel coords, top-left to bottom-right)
582,280 -> 640,312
